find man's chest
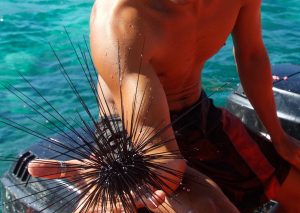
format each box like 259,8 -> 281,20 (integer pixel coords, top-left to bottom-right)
152,0 -> 242,63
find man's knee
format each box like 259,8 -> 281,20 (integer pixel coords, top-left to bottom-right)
272,167 -> 300,212
191,196 -> 217,212
194,196 -> 238,213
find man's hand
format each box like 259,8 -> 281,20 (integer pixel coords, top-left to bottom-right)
272,133 -> 300,171
28,159 -> 166,212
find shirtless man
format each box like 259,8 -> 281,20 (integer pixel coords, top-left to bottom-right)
29,0 -> 300,212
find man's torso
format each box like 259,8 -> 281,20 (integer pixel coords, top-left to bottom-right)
90,0 -> 244,111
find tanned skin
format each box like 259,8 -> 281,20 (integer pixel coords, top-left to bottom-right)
29,0 -> 300,212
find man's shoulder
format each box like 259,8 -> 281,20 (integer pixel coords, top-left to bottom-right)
91,0 -> 162,61
111,0 -> 161,28
241,0 -> 261,7
93,0 -> 158,36
94,0 -> 151,21
108,0 -> 163,49
112,1 -> 145,27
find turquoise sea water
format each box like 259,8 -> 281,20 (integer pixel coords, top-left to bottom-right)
0,0 -> 299,210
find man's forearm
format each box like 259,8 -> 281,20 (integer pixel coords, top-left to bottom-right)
236,48 -> 285,142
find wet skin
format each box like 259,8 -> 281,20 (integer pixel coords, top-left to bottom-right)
28,0 -> 300,212
90,0 -> 242,111
89,0 -> 300,212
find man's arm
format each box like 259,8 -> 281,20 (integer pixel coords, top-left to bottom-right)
232,0 -> 300,168
90,3 -> 186,192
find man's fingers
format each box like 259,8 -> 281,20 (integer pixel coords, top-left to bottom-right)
135,190 -> 166,210
28,159 -> 82,179
28,159 -> 61,179
28,159 -> 166,211
146,190 -> 166,210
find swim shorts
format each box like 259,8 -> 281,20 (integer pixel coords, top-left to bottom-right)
170,91 -> 291,212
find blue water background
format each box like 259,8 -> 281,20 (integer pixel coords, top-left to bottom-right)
0,0 -> 299,210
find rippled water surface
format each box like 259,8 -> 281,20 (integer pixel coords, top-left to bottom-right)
0,0 -> 299,209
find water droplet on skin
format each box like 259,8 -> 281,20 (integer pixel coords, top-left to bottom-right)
186,188 -> 191,192
182,186 -> 186,191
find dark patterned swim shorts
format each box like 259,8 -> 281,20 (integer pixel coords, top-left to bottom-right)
170,91 -> 291,212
